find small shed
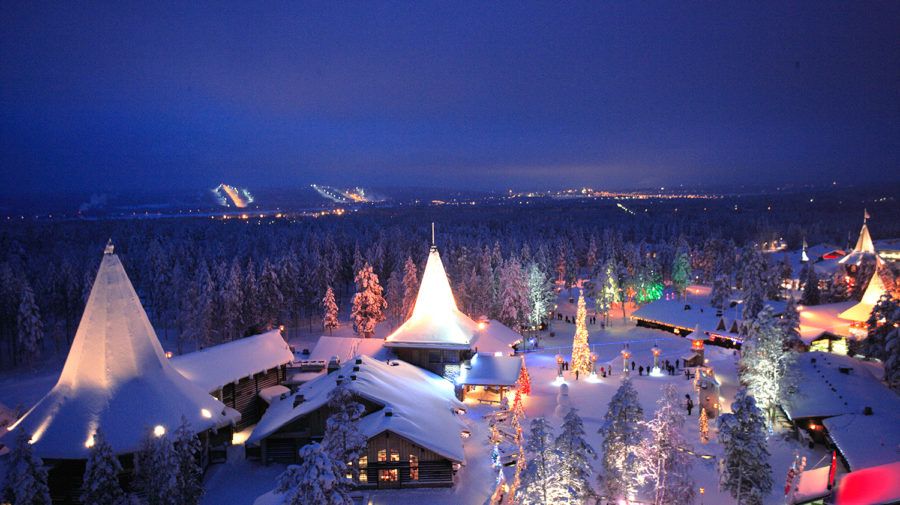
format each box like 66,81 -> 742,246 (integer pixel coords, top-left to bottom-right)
456,354 -> 524,402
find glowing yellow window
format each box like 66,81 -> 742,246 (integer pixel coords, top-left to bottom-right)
358,456 -> 368,483
390,449 -> 399,462
378,449 -> 386,462
410,454 -> 419,480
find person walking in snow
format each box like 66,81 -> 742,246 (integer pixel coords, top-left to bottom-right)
639,365 -> 644,376
685,394 -> 694,416
631,361 -> 635,371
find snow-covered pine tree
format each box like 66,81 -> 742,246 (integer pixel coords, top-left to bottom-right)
134,428 -> 178,505
350,262 -> 386,338
571,293 -> 591,375
277,442 -> 353,505
739,306 -> 799,429
671,250 -> 692,299
242,258 -> 261,331
322,285 -> 339,335
598,377 -> 643,502
699,407 -> 709,443
778,297 -> 802,349
865,294 -> 900,391
17,281 -> 44,364
710,274 -> 731,310
717,388 -> 773,505
385,271 -> 404,328
526,261 -> 554,331
221,259 -> 244,341
401,256 -> 418,320
321,380 -> 367,481
800,263 -> 820,306
552,408 -> 597,504
518,417 -> 562,505
596,258 -> 618,325
258,258 -> 284,329
173,416 -> 204,505
4,429 -> 51,505
81,428 -> 125,505
634,384 -> 695,505
498,257 -> 530,331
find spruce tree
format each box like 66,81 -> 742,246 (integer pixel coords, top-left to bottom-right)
401,256 -> 418,319
321,381 -> 367,481
526,261 -> 554,331
17,281 -> 44,364
571,293 -> 591,375
865,294 -> 900,391
598,378 -> 643,502
385,271 -> 404,328
739,306 -> 800,429
4,429 -> 51,505
552,409 -> 597,504
173,417 -> 204,505
134,428 -> 178,505
671,250 -> 692,298
710,274 -> 731,310
350,262 -> 386,338
518,417 -> 562,505
800,263 -> 820,306
717,389 -> 773,505
635,384 -> 695,505
322,286 -> 339,335
498,257 -> 529,331
277,442 -> 353,505
81,428 -> 125,505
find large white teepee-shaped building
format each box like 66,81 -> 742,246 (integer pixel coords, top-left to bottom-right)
839,219 -> 885,268
385,246 -> 477,350
839,269 -> 888,323
4,243 -> 238,459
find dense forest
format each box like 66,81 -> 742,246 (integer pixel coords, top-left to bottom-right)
2,185 -> 898,369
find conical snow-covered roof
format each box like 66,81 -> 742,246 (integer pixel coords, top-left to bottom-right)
839,270 -> 887,322
840,221 -> 885,267
4,245 -> 237,459
385,246 -> 476,349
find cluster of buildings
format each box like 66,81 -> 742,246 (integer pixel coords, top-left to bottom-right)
1,241 -> 525,502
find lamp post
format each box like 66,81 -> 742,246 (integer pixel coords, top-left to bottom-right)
621,345 -> 631,375
556,355 -> 564,378
651,342 -> 661,375
589,353 -> 598,378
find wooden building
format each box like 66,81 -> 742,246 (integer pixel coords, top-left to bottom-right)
171,329 -> 294,431
248,356 -> 467,489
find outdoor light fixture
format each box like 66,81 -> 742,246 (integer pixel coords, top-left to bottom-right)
154,425 -> 166,437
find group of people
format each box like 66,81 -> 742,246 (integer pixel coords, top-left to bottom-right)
555,312 -> 606,329
633,358 -> 681,376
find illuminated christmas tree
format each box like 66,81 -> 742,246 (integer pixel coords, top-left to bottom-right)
517,361 -> 531,395
491,423 -> 502,469
489,466 -> 507,505
571,293 -> 591,375
699,408 -> 709,443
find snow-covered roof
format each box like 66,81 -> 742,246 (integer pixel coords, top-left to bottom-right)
838,271 -> 887,323
630,297 -> 723,335
247,355 -> 467,463
385,247 -> 477,349
784,352 -> 900,422
789,466 -> 833,505
823,413 -> 900,471
258,385 -> 290,405
3,249 -> 237,459
839,223 -> 886,268
457,354 -> 523,386
469,319 -> 522,354
798,301 -> 855,342
171,330 -> 294,393
834,460 -> 900,505
308,335 -> 393,365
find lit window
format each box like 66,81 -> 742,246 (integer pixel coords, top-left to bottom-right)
379,469 -> 398,482
390,449 -> 399,462
378,449 -> 386,462
359,456 -> 368,483
410,454 -> 419,480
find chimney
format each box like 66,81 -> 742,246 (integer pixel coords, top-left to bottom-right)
863,406 -> 874,416
355,358 -> 363,365
384,409 -> 393,417
293,395 -> 305,408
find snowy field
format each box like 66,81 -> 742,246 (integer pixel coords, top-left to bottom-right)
0,297 -> 833,505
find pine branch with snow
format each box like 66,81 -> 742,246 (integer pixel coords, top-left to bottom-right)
717,388 -> 773,505
597,377 -> 644,502
526,261 -> 554,330
498,257 -> 530,331
17,281 -> 44,364
134,428 -> 179,505
173,416 -> 204,505
402,256 -> 418,320
81,428 -> 125,505
865,294 -> 900,391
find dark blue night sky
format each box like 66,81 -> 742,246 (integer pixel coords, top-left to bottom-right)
2,1 -> 898,193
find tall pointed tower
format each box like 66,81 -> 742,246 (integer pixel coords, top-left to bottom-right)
4,242 -> 237,459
